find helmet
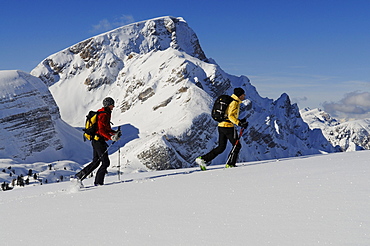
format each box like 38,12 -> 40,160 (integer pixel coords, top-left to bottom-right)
103,97 -> 115,107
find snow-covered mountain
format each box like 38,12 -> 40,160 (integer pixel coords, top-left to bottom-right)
29,16 -> 335,170
301,108 -> 370,151
0,70 -> 91,163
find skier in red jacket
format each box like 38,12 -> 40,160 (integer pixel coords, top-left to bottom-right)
75,97 -> 121,186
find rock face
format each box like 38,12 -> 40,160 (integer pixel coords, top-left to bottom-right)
30,16 -> 336,170
301,108 -> 370,151
0,70 -> 90,162
0,71 -> 62,159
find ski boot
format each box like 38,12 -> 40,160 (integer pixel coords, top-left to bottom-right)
195,157 -> 207,171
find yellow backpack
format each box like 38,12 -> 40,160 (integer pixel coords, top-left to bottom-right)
83,111 -> 107,141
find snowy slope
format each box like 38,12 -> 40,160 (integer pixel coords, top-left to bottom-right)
300,108 -> 340,129
333,119 -> 370,151
30,16 -> 335,171
1,151 -> 369,245
301,108 -> 370,151
0,70 -> 61,160
0,70 -> 91,184
0,70 -> 90,163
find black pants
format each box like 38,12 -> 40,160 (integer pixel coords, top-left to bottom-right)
76,139 -> 110,185
202,127 -> 241,166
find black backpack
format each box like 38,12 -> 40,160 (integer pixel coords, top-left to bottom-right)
83,111 -> 107,141
211,95 -> 235,122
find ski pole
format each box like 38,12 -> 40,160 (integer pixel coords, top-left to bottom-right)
118,146 -> 121,181
117,126 -> 121,181
225,127 -> 245,165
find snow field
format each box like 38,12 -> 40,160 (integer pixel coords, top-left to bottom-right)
1,150 -> 369,245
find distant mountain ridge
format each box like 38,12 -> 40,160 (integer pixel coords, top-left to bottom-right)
300,108 -> 370,151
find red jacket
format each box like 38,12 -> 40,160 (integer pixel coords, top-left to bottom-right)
96,107 -> 115,141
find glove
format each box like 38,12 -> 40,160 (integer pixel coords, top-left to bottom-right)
238,118 -> 248,128
111,130 -> 122,142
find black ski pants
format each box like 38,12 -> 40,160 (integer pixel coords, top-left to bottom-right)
202,126 -> 241,165
76,139 -> 110,185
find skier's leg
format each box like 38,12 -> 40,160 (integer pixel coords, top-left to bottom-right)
225,128 -> 241,166
94,141 -> 110,185
202,127 -> 228,163
75,141 -> 101,180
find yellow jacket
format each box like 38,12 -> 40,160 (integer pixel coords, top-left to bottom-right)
218,94 -> 242,127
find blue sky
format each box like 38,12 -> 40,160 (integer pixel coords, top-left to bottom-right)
1,0 -> 370,120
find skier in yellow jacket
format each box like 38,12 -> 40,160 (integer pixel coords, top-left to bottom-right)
196,88 -> 248,170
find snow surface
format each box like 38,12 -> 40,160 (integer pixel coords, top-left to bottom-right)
1,151 -> 370,245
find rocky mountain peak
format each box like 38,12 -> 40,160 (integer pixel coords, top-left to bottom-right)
32,16 -> 207,90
